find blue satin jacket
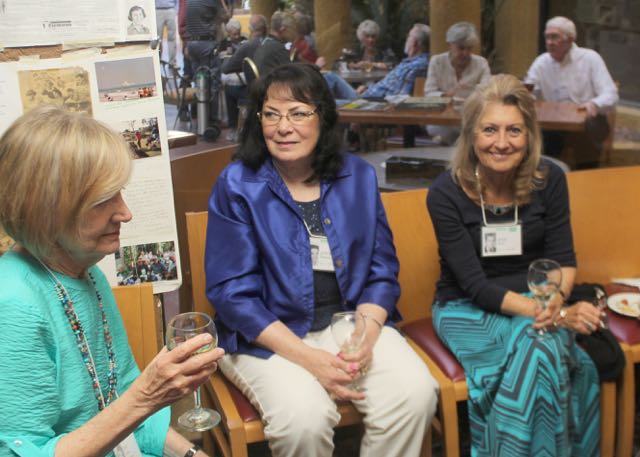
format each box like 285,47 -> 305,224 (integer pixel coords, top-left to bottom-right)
205,154 -> 401,358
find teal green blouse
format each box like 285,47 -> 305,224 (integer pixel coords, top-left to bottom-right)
0,250 -> 170,457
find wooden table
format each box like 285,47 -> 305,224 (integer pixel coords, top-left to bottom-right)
357,146 -> 454,191
339,100 -> 587,132
335,69 -> 389,85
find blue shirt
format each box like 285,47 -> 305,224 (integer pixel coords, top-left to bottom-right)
363,53 -> 429,98
205,154 -> 401,358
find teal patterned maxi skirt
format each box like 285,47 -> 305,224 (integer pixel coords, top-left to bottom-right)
432,298 -> 600,457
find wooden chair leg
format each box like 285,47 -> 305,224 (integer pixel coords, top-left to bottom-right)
420,422 -> 433,457
600,381 -> 616,457
439,384 -> 461,457
616,344 -> 635,457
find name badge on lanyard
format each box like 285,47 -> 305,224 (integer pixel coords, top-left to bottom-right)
113,433 -> 142,457
304,220 -> 335,272
480,201 -> 522,257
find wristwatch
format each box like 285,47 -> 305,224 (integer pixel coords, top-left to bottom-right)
184,444 -> 201,457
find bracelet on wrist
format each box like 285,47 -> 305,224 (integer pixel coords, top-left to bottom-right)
558,289 -> 567,302
184,444 -> 201,457
361,314 -> 384,330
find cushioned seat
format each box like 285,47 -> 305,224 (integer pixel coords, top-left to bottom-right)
402,318 -> 465,382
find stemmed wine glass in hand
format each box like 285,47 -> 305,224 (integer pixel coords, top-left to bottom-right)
331,311 -> 367,391
527,258 -> 563,336
166,312 -> 221,431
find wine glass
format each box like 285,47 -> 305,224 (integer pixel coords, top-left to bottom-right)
527,259 -> 563,336
331,311 -> 367,390
166,312 -> 221,431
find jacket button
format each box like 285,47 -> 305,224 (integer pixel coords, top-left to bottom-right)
323,217 -> 332,225
14,440 -> 22,447
335,259 -> 343,268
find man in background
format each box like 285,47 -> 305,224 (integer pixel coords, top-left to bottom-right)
155,0 -> 178,66
358,23 -> 430,98
525,16 -> 618,169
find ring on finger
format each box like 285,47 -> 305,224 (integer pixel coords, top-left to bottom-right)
583,320 -> 594,332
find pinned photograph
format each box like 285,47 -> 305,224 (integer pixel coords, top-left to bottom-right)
112,116 -> 161,159
95,56 -> 157,103
115,241 -> 178,285
18,67 -> 92,114
127,5 -> 150,35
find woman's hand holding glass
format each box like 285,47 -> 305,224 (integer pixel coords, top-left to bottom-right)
528,259 -> 562,335
303,346 -> 365,401
166,312 -> 223,431
129,326 -> 223,417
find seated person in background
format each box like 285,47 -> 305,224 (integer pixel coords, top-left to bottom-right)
524,16 -> 618,169
221,14 -> 268,76
357,23 -> 430,98
291,11 -> 321,65
0,106 -> 223,457
206,63 -> 438,457
254,10 -> 356,101
427,74 -> 602,456
350,19 -> 397,71
219,19 -> 249,141
252,10 -> 294,76
424,21 -> 491,145
218,18 -> 247,57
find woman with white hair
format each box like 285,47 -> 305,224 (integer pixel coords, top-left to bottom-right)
349,19 -> 396,71
424,21 -> 491,144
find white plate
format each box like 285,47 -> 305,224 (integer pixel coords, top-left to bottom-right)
607,292 -> 640,317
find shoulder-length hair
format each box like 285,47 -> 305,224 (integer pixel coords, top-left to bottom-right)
235,62 -> 343,180
450,74 -> 547,205
0,105 -> 131,261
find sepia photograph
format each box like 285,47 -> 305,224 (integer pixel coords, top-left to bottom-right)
18,67 -> 92,114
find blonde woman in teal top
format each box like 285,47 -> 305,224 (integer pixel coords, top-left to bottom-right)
0,106 -> 223,457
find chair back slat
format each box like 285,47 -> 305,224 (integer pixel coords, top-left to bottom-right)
186,211 -> 213,316
112,283 -> 161,369
381,189 -> 439,323
567,166 -> 640,283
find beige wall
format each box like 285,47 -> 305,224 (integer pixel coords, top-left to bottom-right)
429,0 -> 481,55
314,0 -> 352,68
494,0 -> 540,78
250,0 -> 278,21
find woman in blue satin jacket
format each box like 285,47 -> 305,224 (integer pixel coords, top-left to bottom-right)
205,63 -> 438,457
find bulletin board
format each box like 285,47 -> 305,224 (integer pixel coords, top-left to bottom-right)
0,1 -> 182,294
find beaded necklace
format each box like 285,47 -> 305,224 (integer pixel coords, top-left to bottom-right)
40,261 -> 117,411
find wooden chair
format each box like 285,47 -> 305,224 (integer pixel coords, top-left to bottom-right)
380,187 -> 617,457
186,211 -> 374,457
242,57 -> 259,89
112,283 -> 162,370
567,165 -> 640,457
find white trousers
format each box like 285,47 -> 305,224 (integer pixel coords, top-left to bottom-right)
220,326 -> 439,457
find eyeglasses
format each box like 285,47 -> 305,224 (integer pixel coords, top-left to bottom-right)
257,109 -> 317,126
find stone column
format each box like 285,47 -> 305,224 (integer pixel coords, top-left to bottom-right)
494,0 -> 540,78
250,0 -> 278,20
314,0 -> 352,68
429,0 -> 481,55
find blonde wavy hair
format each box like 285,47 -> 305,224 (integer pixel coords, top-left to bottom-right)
0,105 -> 131,262
450,74 -> 547,205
